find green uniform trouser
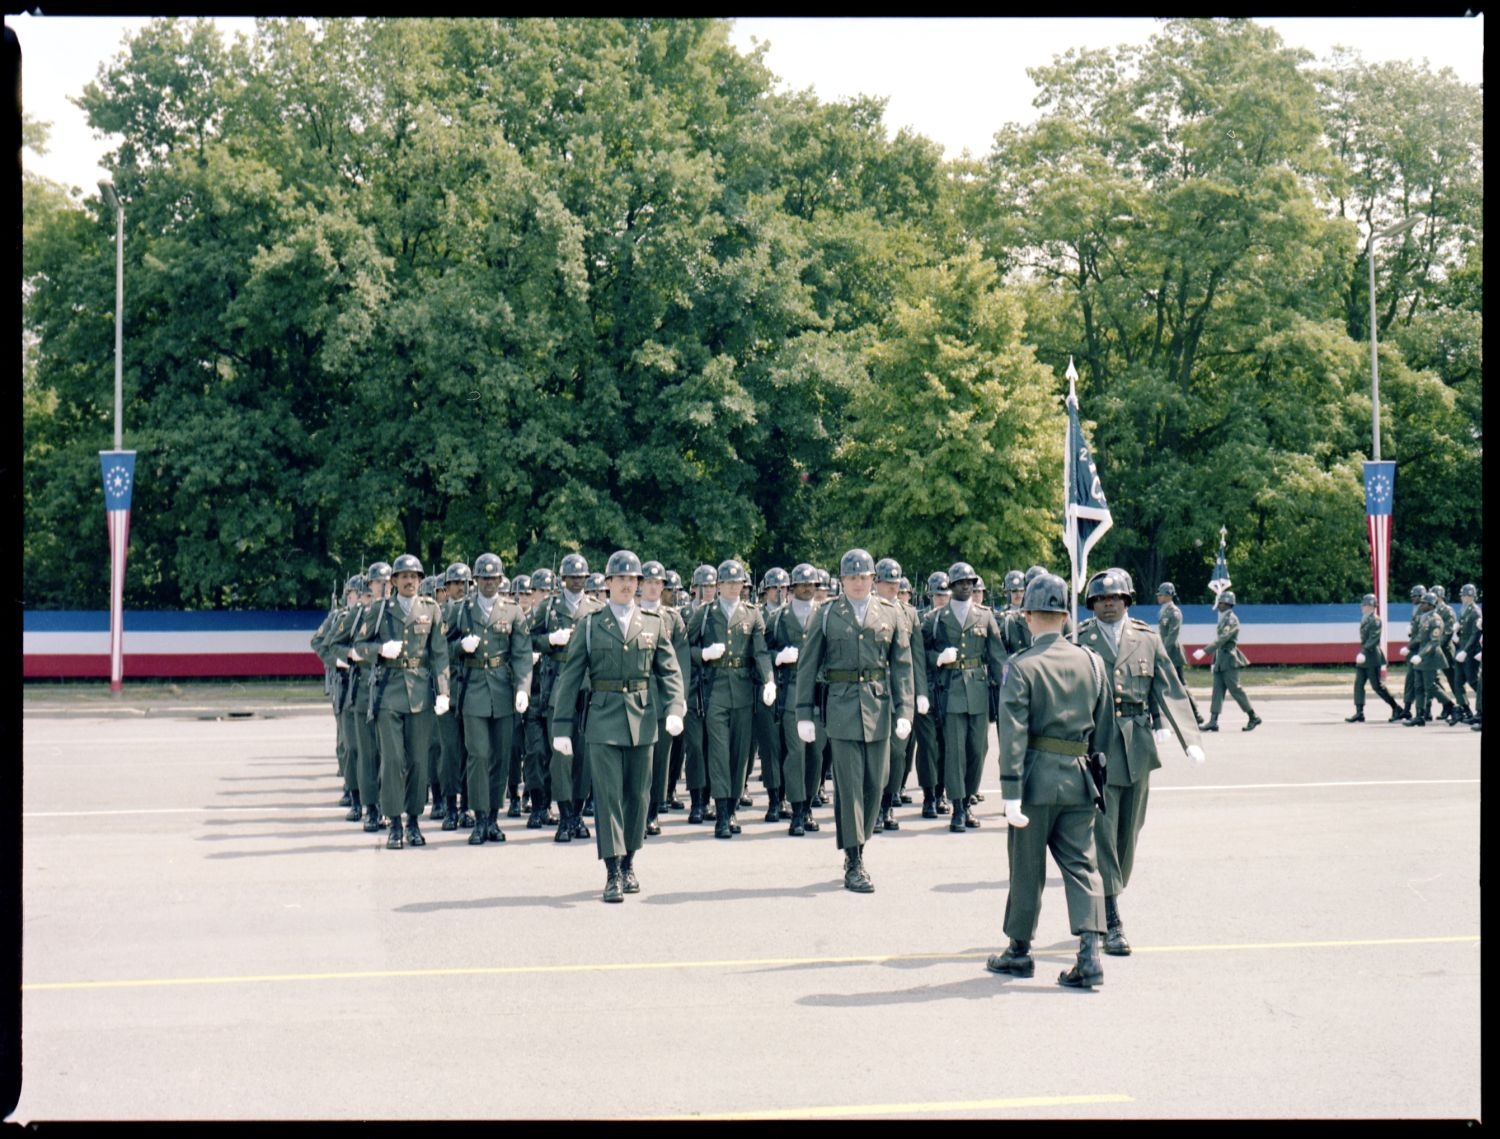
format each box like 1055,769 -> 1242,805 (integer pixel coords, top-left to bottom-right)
435,699 -> 465,799
332,701 -> 351,788
830,738 -> 889,851
914,709 -> 943,789
522,709 -> 550,794
1209,666 -> 1255,720
1354,662 -> 1398,711
1415,668 -> 1455,717
1004,802 -> 1106,940
1095,777 -> 1149,896
463,712 -> 514,816
649,722 -> 681,811
942,710 -> 987,802
706,699 -> 753,801
550,710 -> 590,806
336,701 -> 358,793
352,700 -> 381,810
377,707 -> 434,820
684,704 -> 708,791
589,742 -> 653,860
754,700 -> 783,791
887,724 -> 915,798
508,715 -> 526,793
780,710 -> 824,804
1455,658 -> 1480,710
1402,666 -> 1418,710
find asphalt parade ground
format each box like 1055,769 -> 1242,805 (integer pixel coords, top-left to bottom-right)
12,689 -> 1481,1121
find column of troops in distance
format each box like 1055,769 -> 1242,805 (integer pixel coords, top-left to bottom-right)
310,550 -> 1480,986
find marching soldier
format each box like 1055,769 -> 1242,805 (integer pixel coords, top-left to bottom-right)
873,557 -> 928,832
520,567 -> 559,829
915,570 -> 951,817
927,561 -> 1008,831
754,568 -> 792,821
1347,593 -> 1402,722
1454,584 -> 1481,723
1432,586 -> 1463,722
986,572 -> 1114,989
794,549 -> 914,892
550,551 -> 687,902
449,554 -> 533,845
662,569 -> 690,809
352,554 -> 451,849
682,564 -> 718,825
433,561 -> 474,830
1076,568 -> 1204,956
502,573 -> 534,817
1193,592 -> 1261,732
311,573 -> 366,809
640,560 -> 691,836
343,562 -> 392,832
688,559 -> 775,838
768,563 -> 826,836
531,554 -> 603,842
1154,582 -> 1204,726
1402,591 -> 1459,726
1398,584 -> 1426,720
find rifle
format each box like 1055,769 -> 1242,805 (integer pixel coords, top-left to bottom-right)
772,609 -> 794,720
1085,751 -> 1108,812
696,603 -> 719,719
366,593 -> 393,723
322,574 -> 339,699
453,596 -> 472,718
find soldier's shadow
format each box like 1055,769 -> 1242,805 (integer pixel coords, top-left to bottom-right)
796,941 -> 1087,1004
394,891 -> 600,912
642,881 -> 845,904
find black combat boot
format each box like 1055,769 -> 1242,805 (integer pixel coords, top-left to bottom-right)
469,810 -> 488,844
935,786 -> 950,814
484,807 -> 505,843
602,857 -> 623,903
338,789 -> 352,807
1058,932 -> 1104,989
788,802 -> 806,837
985,939 -> 1034,977
1201,720 -> 1220,732
842,845 -> 873,893
645,803 -> 661,837
405,813 -> 426,847
1387,700 -> 1406,722
687,788 -> 705,825
873,791 -> 889,833
714,799 -> 733,839
428,782 -> 444,820
386,817 -> 404,849
620,852 -> 640,894
554,803 -> 574,842
457,794 -> 475,829
442,794 -> 460,831
702,794 -> 717,821
507,788 -> 523,818
921,790 -> 938,819
345,790 -> 363,823
364,804 -> 383,833
882,791 -> 900,831
1242,714 -> 1262,731
571,801 -> 591,840
581,795 -> 595,818
1344,710 -> 1365,722
764,788 -> 782,823
1103,895 -> 1132,956
802,804 -> 820,832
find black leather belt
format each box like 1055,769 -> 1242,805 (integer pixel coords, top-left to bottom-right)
593,678 -> 649,693
465,656 -> 508,670
1114,700 -> 1147,715
1028,735 -> 1088,756
706,657 -> 746,669
391,657 -> 423,670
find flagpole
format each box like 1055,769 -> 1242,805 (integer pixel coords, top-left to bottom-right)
1064,358 -> 1078,633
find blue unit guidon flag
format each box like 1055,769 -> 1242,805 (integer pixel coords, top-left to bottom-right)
1063,358 -> 1113,594
1209,535 -> 1232,600
100,450 -> 136,685
1364,460 -> 1395,642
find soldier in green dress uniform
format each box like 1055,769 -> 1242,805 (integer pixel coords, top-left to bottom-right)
532,554 -> 603,842
640,560 -> 691,836
986,572 -> 1114,989
550,551 -> 686,902
1154,582 -> 1203,726
794,549 -> 915,893
1347,593 -> 1402,722
873,557 -> 929,832
1193,592 -> 1261,731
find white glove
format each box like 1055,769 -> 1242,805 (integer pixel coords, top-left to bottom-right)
665,714 -> 684,737
514,690 -> 529,715
1192,648 -> 1205,661
433,694 -> 450,716
553,736 -> 573,757
916,694 -> 930,716
775,646 -> 799,666
1399,645 -> 1410,658
762,680 -> 776,707
460,634 -> 481,653
702,642 -> 726,661
797,720 -> 817,744
548,627 -> 572,647
532,651 -> 541,664
895,717 -> 912,740
1457,650 -> 1467,663
347,648 -> 360,662
380,640 -> 403,659
335,659 -> 349,670
1410,654 -> 1422,666
1186,744 -> 1206,766
936,646 -> 958,666
1355,652 -> 1366,665
1153,727 -> 1172,745
1003,799 -> 1029,828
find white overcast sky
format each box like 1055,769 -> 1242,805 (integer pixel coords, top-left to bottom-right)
10,14 -> 1486,196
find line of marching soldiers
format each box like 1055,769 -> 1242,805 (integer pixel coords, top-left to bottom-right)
1345,584 -> 1483,729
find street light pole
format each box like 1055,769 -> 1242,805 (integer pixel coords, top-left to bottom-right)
98,180 -> 133,693
100,180 -> 123,450
1368,215 -> 1419,462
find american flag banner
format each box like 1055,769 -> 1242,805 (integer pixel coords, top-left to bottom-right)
1208,527 -> 1232,601
1364,461 -> 1395,660
1063,357 -> 1113,602
100,450 -> 137,691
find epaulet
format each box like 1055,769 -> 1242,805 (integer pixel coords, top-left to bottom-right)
1129,617 -> 1151,630
640,607 -> 663,621
1076,616 -> 1096,631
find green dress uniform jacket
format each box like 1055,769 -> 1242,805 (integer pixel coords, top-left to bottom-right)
925,603 -> 1007,714
794,595 -> 915,742
768,600 -> 826,805
1359,612 -> 1387,668
1156,599 -> 1187,671
1410,609 -> 1451,672
531,591 -> 603,805
996,630 -> 1114,940
352,595 -> 450,712
687,599 -> 774,710
449,595 -> 534,718
550,606 -> 687,749
1201,608 -> 1249,673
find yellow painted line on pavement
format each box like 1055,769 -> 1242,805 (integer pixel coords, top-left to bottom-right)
653,1093 -> 1134,1119
22,935 -> 1478,993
